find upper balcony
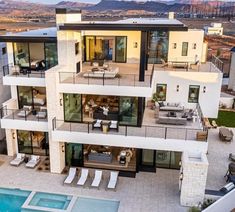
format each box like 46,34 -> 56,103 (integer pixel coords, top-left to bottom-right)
51,104 -> 208,153
2,64 -> 46,87
58,62 -> 155,97
0,105 -> 48,132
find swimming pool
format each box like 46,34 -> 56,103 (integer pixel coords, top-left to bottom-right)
28,192 -> 72,210
72,197 -> 120,212
0,188 -> 30,212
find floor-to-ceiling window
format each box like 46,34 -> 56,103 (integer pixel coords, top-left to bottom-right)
17,130 -> 49,156
64,94 -> 82,122
17,86 -> 46,109
119,97 -> 138,126
148,30 -> 169,64
85,36 -> 126,63
65,143 -> 83,167
13,42 -> 57,70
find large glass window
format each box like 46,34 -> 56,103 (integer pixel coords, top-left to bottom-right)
45,42 -> 58,69
148,31 -> 169,64
13,43 -> 30,67
156,84 -> 167,101
17,130 -> 49,156
18,86 -> 46,109
64,94 -> 82,122
65,143 -> 83,167
115,36 -> 127,63
182,42 -> 188,56
155,150 -> 181,169
119,97 -> 138,126
188,85 -> 200,103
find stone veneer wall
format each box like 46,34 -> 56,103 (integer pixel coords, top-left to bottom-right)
180,152 -> 209,207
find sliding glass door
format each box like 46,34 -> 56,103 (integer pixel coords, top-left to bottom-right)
65,143 -> 83,167
115,36 -> 127,63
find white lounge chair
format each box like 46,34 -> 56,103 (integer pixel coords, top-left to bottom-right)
17,106 -> 32,117
64,167 -> 77,184
10,153 -> 25,166
92,119 -> 102,129
26,155 -> 40,168
91,170 -> 102,189
77,168 -> 89,186
107,171 -> 119,191
36,106 -> 47,119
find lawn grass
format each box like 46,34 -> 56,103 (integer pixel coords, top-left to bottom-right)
210,110 -> 235,127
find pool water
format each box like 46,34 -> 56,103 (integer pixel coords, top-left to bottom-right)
29,192 -> 72,210
72,197 -> 119,212
0,188 -> 30,212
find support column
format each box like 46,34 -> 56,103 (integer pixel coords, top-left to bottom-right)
137,97 -> 145,127
180,152 -> 208,207
139,31 -> 148,82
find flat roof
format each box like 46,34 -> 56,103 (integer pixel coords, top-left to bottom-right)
0,27 -> 57,42
59,18 -> 187,31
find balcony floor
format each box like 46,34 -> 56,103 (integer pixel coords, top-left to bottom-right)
60,63 -> 153,87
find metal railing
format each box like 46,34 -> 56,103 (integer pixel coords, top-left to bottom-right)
3,64 -> 46,78
0,106 -> 47,122
211,55 -> 224,72
59,71 -> 153,87
52,118 -> 207,142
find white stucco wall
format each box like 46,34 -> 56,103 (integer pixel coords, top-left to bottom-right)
168,30 -> 205,63
154,70 -> 223,118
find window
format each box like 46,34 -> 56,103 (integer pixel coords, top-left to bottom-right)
119,97 -> 138,126
2,47 -> 6,55
75,42 -> 79,55
193,43 -> 197,49
156,84 -> 167,101
181,42 -> 188,56
115,36 -> 127,63
188,85 -> 200,103
64,93 -> 82,122
45,42 -> 58,69
172,43 -> 177,49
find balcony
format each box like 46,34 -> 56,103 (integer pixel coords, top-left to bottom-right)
51,104 -> 208,153
0,107 -> 48,132
58,63 -> 154,97
2,64 -> 46,87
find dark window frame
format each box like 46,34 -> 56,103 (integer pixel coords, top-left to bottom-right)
156,84 -> 167,101
181,42 -> 188,56
188,85 -> 200,103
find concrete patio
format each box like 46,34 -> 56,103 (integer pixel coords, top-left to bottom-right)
0,155 -> 186,212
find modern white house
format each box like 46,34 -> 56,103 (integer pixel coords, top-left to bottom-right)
0,9 -> 223,207
204,23 -> 223,36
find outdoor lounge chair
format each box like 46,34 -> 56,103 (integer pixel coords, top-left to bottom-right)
92,119 -> 102,130
17,105 -> 32,117
77,168 -> 89,186
211,120 -> 218,129
26,155 -> 40,168
107,171 -> 119,191
10,153 -> 25,166
91,170 -> 102,189
109,120 -> 119,132
64,167 -> 77,184
36,106 -> 47,119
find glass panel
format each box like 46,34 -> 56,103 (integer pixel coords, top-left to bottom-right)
182,42 -> 188,56
115,36 -> 127,63
18,86 -> 33,109
155,150 -> 170,168
156,84 -> 167,101
65,143 -> 83,167
45,42 -> 58,69
119,97 -> 138,126
141,149 -> 154,166
31,132 -> 48,156
148,30 -> 169,64
188,85 -> 200,103
85,36 -> 95,61
170,151 -> 181,169
64,94 -> 82,122
18,130 -> 32,154
13,42 -> 30,67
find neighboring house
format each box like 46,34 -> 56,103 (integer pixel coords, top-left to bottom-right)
0,9 -> 223,207
204,23 -> 223,36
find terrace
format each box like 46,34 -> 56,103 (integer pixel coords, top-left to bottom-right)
59,62 -> 154,87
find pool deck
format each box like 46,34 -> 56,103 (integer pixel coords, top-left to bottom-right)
0,155 -> 186,212
0,128 -> 234,212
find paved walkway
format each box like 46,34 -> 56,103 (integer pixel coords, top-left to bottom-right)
0,155 -> 187,212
